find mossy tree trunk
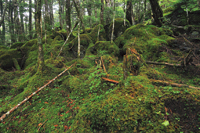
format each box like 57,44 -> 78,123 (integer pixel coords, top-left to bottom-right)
86,0 -> 92,27
100,0 -> 104,25
58,0 -> 63,29
29,0 -> 32,39
72,0 -> 86,33
0,0 -> 6,45
149,0 -> 163,27
19,0 -> 25,42
126,0 -> 134,25
9,0 -> 15,44
49,0 -> 54,28
36,0 -> 44,72
105,0 -> 111,25
44,0 -> 50,31
66,0 -> 71,34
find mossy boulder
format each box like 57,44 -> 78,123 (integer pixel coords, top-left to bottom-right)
67,34 -> 93,58
86,41 -> 119,57
0,49 -> 23,70
21,39 -> 37,52
89,24 -> 106,43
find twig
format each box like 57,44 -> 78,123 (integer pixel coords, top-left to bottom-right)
151,79 -> 200,90
102,77 -> 119,84
0,63 -> 76,122
38,119 -> 48,131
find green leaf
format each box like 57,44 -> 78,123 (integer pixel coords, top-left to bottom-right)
162,120 -> 169,126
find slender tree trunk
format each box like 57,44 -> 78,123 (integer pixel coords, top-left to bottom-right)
143,0 -> 146,24
19,0 -> 25,41
0,0 -> 6,45
111,0 -> 115,42
126,0 -> 133,25
77,22 -> 80,58
100,0 -> 104,25
0,0 -> 7,27
49,0 -> 54,28
86,0 -> 92,27
123,0 -> 126,26
36,0 -> 44,71
72,0 -> 86,33
149,0 -> 163,27
105,0 -> 111,25
66,0 -> 71,34
29,0 -> 32,39
58,0 -> 63,28
44,0 -> 50,31
9,0 -> 15,44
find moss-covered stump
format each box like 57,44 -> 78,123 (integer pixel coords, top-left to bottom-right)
0,48 -> 23,70
89,24 -> 106,43
86,41 -> 119,57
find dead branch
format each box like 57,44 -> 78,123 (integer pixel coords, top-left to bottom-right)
146,61 -> 181,67
38,119 -> 48,131
57,20 -> 79,58
102,77 -> 119,84
0,63 -> 76,122
101,56 -> 107,73
151,79 -> 200,90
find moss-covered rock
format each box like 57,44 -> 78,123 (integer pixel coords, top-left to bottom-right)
107,18 -> 131,41
86,41 -> 119,57
67,34 -> 93,58
89,24 -> 106,43
21,39 -> 37,52
0,49 -> 23,70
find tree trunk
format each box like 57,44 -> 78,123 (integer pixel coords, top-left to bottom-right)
9,0 -> 15,44
0,0 -> 6,45
143,0 -> 146,24
58,0 -> 63,28
77,22 -> 80,58
44,0 -> 50,31
29,0 -> 32,39
19,0 -> 25,42
86,0 -> 92,27
0,0 -> 7,27
126,0 -> 133,25
36,0 -> 44,71
49,0 -> 54,28
66,0 -> 71,34
105,0 -> 111,25
72,0 -> 86,33
149,0 -> 163,27
100,0 -> 104,25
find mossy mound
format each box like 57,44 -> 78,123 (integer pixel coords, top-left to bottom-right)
0,48 -> 23,70
10,42 -> 24,49
108,18 -> 131,41
116,24 -> 174,61
89,24 -> 106,43
86,41 -> 119,57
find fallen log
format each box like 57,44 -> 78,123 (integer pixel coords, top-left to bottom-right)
0,63 -> 76,122
151,79 -> 200,90
102,77 -> 119,84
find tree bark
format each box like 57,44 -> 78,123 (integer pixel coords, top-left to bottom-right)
36,0 -> 44,71
72,0 -> 86,33
86,0 -> 92,27
49,0 -> 54,28
58,0 -> 63,29
100,0 -> 104,25
149,0 -> 163,27
0,0 -> 6,45
9,0 -> 15,44
44,0 -> 50,31
126,0 -> 134,25
66,0 -> 71,34
105,0 -> 111,25
19,0 -> 25,42
29,0 -> 32,39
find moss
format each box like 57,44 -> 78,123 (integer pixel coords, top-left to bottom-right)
21,39 -> 37,52
89,24 -> 106,43
108,18 -> 131,40
10,42 -> 24,49
86,41 -> 119,57
0,49 -> 23,70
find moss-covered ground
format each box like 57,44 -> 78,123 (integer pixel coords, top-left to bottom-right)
1,20 -> 200,132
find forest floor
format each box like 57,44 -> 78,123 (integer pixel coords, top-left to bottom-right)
1,22 -> 200,132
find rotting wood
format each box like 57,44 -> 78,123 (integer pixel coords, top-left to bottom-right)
101,56 -> 107,73
102,77 -> 119,84
151,79 -> 200,90
0,63 -> 76,122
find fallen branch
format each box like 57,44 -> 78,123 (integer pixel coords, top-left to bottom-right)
0,63 -> 76,122
146,61 -> 181,67
57,20 -> 79,58
38,119 -> 48,131
151,79 -> 200,90
102,77 -> 119,84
